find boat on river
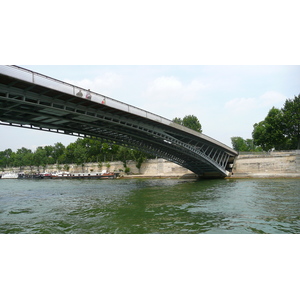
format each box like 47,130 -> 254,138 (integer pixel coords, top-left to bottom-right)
1,171 -> 119,179
18,173 -> 47,179
51,171 -> 119,179
1,172 -> 19,179
0,172 -> 44,179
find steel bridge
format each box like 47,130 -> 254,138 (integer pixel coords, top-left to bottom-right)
0,65 -> 238,178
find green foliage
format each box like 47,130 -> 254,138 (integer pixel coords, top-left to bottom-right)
281,94 -> 300,149
33,146 -> 47,170
0,137 -> 154,170
252,94 -> 300,150
14,147 -> 33,169
117,147 -> 133,168
0,148 -> 14,168
231,137 -> 262,152
252,107 -> 287,151
132,150 -> 146,172
172,115 -> 202,133
172,117 -> 183,125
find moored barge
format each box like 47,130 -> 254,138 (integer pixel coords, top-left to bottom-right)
1,171 -> 119,179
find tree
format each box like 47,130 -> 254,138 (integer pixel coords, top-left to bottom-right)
33,147 -> 47,172
73,142 -> 88,167
44,145 -> 55,165
132,150 -> 146,173
252,95 -> 300,151
231,137 -> 250,152
252,107 -> 287,151
0,148 -> 13,168
52,142 -> 66,163
231,137 -> 261,152
172,117 -> 183,125
173,115 -> 202,133
64,142 -> 76,164
84,138 -> 102,162
117,147 -> 134,169
14,147 -> 33,170
281,94 -> 300,149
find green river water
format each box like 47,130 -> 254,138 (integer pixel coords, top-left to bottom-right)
0,178 -> 299,234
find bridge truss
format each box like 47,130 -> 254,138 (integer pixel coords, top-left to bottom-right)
0,66 -> 237,178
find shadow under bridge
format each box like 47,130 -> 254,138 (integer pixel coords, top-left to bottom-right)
0,65 -> 238,178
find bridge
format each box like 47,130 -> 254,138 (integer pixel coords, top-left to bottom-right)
0,65 -> 238,178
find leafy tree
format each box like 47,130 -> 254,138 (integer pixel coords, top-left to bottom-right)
0,148 -> 13,168
84,138 -> 102,162
117,147 -> 134,169
73,142 -> 88,166
172,117 -> 183,125
252,107 -> 287,151
64,142 -> 76,164
0,135 -> 157,172
14,147 -> 33,170
100,142 -> 111,162
172,115 -> 202,133
33,146 -> 47,172
183,115 -> 202,133
231,137 -> 261,152
231,137 -> 249,152
52,142 -> 66,164
281,94 -> 300,149
132,150 -> 147,173
44,145 -> 55,165
252,95 -> 300,151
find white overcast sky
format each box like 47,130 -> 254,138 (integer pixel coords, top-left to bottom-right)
1,0 -> 299,152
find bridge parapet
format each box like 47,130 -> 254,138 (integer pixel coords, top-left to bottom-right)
0,65 -> 171,124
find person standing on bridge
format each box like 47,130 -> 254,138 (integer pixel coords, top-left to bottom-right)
86,89 -> 92,100
76,89 -> 83,97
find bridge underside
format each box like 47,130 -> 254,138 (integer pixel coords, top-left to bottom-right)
0,71 -> 237,178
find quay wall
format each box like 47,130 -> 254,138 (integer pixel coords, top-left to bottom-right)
231,150 -> 300,178
2,151 -> 300,178
1,158 -> 196,178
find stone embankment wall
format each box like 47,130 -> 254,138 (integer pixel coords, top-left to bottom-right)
1,158 -> 196,178
231,151 -> 300,178
2,151 -> 300,178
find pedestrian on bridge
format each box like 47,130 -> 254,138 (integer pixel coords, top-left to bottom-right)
86,89 -> 92,100
76,89 -> 83,97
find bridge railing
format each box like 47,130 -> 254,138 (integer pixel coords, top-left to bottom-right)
1,65 -> 172,125
0,65 -> 237,153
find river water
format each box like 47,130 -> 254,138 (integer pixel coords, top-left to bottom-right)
0,178 -> 299,234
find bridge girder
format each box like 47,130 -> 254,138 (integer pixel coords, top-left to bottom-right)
0,66 -> 238,178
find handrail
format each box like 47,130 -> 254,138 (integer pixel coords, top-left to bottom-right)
1,65 -> 168,123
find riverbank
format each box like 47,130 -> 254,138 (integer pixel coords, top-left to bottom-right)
1,158 -> 197,179
1,151 -> 300,179
230,150 -> 300,178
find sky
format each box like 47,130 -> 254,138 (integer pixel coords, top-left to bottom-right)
1,1 -> 299,152
0,65 -> 299,151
